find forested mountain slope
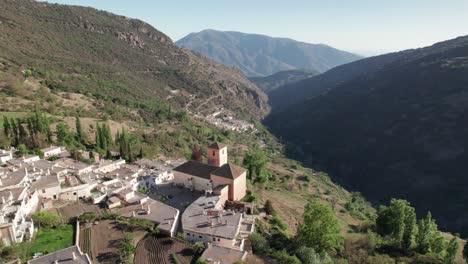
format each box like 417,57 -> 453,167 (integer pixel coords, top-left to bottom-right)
0,0 -> 268,121
266,35 -> 468,235
249,69 -> 318,93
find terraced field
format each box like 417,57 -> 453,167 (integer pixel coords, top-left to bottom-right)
135,237 -> 195,264
79,228 -> 92,260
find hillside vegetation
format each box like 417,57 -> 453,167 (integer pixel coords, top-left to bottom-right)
266,35 -> 468,236
249,69 -> 318,93
177,29 -> 361,77
0,0 -> 268,122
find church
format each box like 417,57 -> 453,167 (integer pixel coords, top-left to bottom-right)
173,142 -> 247,201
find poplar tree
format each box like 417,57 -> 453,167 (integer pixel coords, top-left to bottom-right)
75,116 -> 83,144
3,116 -> 11,137
444,238 -> 459,264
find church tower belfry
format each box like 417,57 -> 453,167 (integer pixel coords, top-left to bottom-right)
207,142 -> 228,167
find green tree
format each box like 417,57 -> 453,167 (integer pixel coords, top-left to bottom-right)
376,199 -> 417,250
32,212 -> 61,228
119,233 -> 136,262
296,246 -> 332,264
250,233 -> 270,255
463,241 -> 468,264
264,200 -> 275,215
56,122 -> 72,145
193,242 -> 206,254
416,212 -> 445,255
243,147 -> 268,180
78,212 -> 96,223
444,238 -> 458,264
17,144 -> 28,155
3,116 -> 11,137
75,116 -> 83,144
95,122 -> 102,150
297,200 -> 343,253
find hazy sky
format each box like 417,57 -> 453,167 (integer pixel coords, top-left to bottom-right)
42,0 -> 468,56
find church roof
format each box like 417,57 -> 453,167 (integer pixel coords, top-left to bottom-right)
212,164 -> 246,180
208,142 -> 226,150
173,161 -> 219,180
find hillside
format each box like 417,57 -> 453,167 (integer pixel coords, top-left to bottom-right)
249,69 -> 318,93
265,35 -> 468,235
176,30 -> 361,77
0,0 -> 268,121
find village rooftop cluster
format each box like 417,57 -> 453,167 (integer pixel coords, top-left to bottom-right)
0,142 -> 254,264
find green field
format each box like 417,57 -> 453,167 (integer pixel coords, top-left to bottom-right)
30,224 -> 74,256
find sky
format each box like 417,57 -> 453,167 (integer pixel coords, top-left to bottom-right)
42,0 -> 468,56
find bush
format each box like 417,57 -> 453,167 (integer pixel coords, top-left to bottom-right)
32,212 -> 61,228
296,246 -> 332,264
270,215 -> 287,231
271,250 -> 301,264
78,212 -> 96,223
250,233 -> 269,255
264,200 -> 275,215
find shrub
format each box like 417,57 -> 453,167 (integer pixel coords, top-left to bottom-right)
78,212 -> 96,223
32,212 -> 61,228
264,200 -> 275,215
250,233 -> 269,255
271,250 -> 301,264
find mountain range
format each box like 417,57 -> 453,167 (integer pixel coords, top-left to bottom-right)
265,35 -> 468,235
176,30 -> 361,77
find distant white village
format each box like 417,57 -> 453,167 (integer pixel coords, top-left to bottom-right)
0,142 -> 254,263
194,109 -> 256,133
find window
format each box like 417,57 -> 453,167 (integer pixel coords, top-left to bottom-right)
218,238 -> 220,241
186,233 -> 190,236
42,189 -> 45,194
199,235 -> 202,239
73,192 -> 77,195
213,238 -> 216,241
212,151 -> 215,156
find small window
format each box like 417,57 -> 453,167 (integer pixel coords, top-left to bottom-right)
73,192 -> 77,195
42,189 -> 45,193
186,233 -> 190,236
212,151 -> 215,156
199,235 -> 202,239
218,238 -> 220,241
213,238 -> 216,241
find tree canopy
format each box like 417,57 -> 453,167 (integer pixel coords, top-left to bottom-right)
297,200 -> 343,253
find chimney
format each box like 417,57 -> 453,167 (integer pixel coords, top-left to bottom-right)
72,251 -> 77,260
54,260 -> 58,264
24,167 -> 28,177
132,211 -> 136,217
147,205 -> 151,215
1,196 -> 5,204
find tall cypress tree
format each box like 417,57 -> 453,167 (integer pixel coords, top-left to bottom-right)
75,116 -> 83,144
3,116 -> 11,137
95,123 -> 102,150
11,118 -> 19,146
17,119 -> 28,145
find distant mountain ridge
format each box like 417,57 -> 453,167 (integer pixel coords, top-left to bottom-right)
249,69 -> 318,93
265,35 -> 468,235
176,30 -> 362,77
